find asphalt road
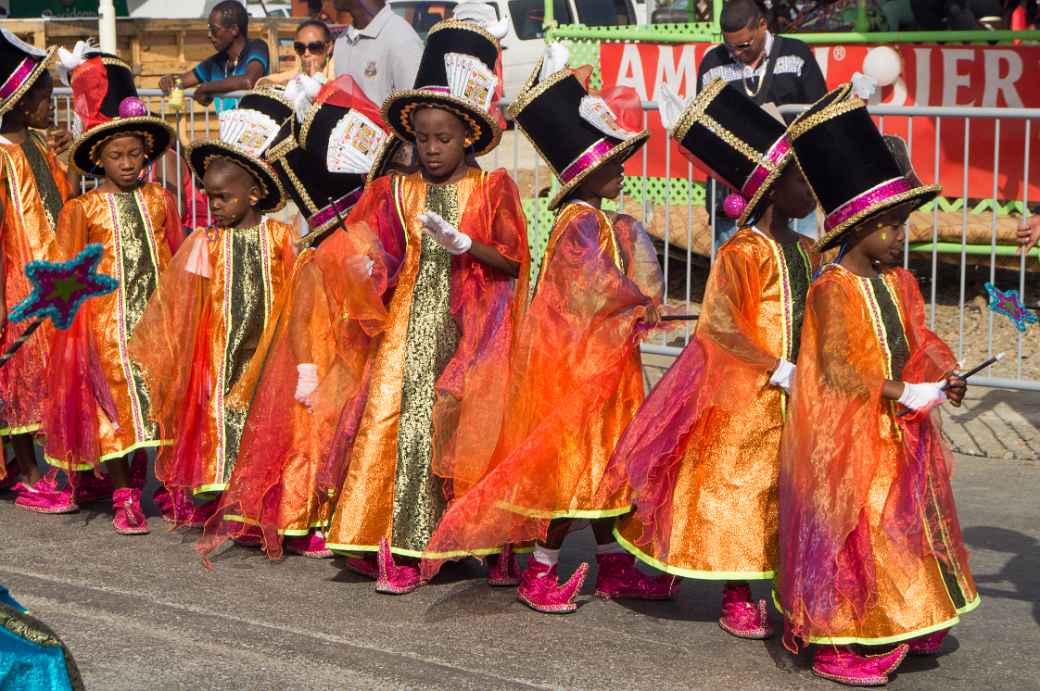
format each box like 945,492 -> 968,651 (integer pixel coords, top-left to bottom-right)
1,453 -> 1038,690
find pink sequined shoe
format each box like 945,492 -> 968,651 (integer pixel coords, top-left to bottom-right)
909,629 -> 949,656
154,486 -> 174,521
376,537 -> 421,594
718,582 -> 773,639
112,487 -> 150,535
286,532 -> 333,559
487,544 -> 522,587
168,492 -> 216,530
812,644 -> 910,687
15,470 -> 79,514
594,553 -> 678,601
517,557 -> 588,614
343,552 -> 379,579
73,471 -> 113,505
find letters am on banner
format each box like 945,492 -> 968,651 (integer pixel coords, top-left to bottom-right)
600,43 -> 1040,203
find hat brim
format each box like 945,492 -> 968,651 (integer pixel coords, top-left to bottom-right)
187,141 -> 286,214
70,116 -> 175,176
547,131 -> 649,210
0,46 -> 55,116
813,182 -> 941,251
382,90 -> 502,157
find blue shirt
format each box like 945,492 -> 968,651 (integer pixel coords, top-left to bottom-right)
193,38 -> 270,112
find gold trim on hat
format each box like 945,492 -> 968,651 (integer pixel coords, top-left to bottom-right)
186,140 -> 287,214
69,115 -> 175,176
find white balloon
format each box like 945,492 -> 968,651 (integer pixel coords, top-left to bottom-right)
862,46 -> 902,88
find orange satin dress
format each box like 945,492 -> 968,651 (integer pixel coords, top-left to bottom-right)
615,227 -> 818,581
0,131 -> 71,435
778,265 -> 979,646
420,204 -> 664,576
324,167 -> 529,560
130,219 -> 295,497
45,183 -> 180,469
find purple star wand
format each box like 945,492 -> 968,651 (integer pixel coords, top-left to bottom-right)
1,244 -> 118,368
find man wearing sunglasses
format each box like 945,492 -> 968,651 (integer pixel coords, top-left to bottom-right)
159,0 -> 270,112
697,0 -> 826,243
331,0 -> 422,108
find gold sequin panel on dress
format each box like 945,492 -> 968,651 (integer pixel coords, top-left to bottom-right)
220,225 -> 270,486
113,190 -> 162,439
391,182 -> 461,552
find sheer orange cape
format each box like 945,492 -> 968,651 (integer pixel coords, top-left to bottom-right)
421,206 -> 664,580
606,229 -> 818,580
778,265 -> 977,647
197,225 -> 389,560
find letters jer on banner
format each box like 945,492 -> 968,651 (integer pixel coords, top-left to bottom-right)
600,43 -> 1040,202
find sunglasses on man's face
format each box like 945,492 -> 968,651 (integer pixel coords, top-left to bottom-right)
294,41 -> 328,55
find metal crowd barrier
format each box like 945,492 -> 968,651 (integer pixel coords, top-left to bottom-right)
49,88 -> 1040,391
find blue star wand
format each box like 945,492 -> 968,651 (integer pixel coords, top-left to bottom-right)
0,244 -> 118,369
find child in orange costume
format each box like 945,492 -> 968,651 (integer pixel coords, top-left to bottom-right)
421,55 -> 675,614
603,79 -> 820,639
0,33 -> 76,502
130,91 -> 296,522
40,51 -> 180,532
777,88 -> 978,687
321,19 -> 530,594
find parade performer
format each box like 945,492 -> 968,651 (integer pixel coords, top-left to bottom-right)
39,51 -> 180,533
422,53 -> 675,614
601,79 -> 819,638
0,31 -> 75,506
777,87 -> 979,686
197,75 -> 396,558
129,91 -> 296,522
321,18 -> 531,594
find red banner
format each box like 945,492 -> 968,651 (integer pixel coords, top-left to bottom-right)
599,43 -> 1040,202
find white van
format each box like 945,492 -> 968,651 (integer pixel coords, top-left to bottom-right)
389,0 -> 647,99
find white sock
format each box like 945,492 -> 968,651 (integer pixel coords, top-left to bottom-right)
532,545 -> 560,572
596,541 -> 625,555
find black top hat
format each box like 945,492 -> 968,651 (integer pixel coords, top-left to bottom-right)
0,28 -> 54,116
508,61 -> 648,210
788,84 -> 941,251
266,120 -> 364,248
66,53 -> 174,176
672,78 -> 793,228
383,20 -> 502,156
186,89 -> 293,214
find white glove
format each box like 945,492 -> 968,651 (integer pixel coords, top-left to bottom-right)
418,210 -> 472,255
295,363 -> 318,407
769,359 -> 796,393
897,381 -> 947,411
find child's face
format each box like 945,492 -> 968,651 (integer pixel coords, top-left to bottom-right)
770,164 -> 816,220
579,159 -> 624,201
20,71 -> 53,129
203,159 -> 258,227
99,134 -> 146,190
857,206 -> 909,266
411,107 -> 468,179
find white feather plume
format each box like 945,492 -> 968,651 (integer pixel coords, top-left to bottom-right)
656,83 -> 689,133
56,39 -> 98,86
539,43 -> 569,83
452,1 -> 509,38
